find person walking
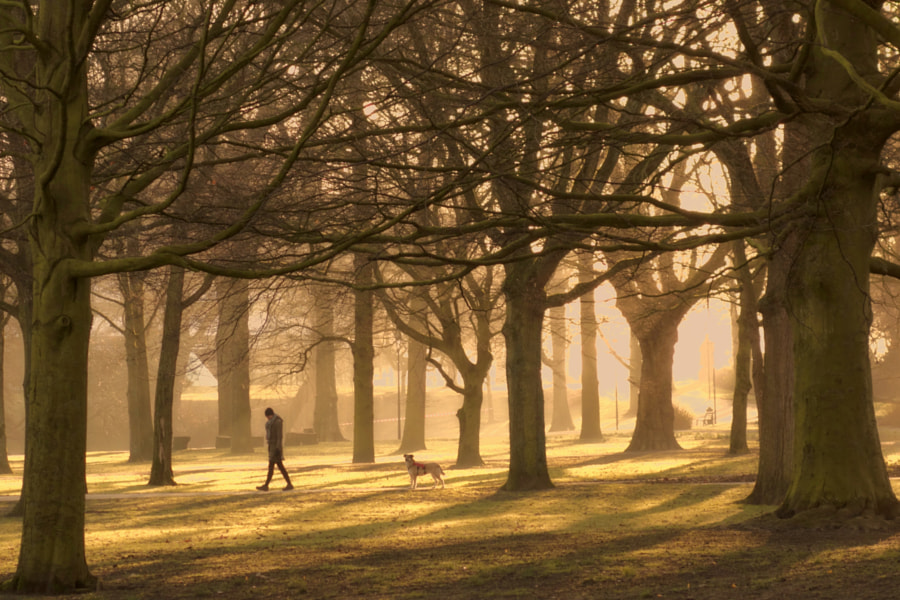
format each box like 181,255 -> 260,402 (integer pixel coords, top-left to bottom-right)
257,407 -> 294,491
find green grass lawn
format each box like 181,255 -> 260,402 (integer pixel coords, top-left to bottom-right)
2,432 -> 900,599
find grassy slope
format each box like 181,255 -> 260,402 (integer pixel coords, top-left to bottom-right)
2,432 -> 900,599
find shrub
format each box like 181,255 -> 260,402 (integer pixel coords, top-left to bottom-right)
673,403 -> 694,431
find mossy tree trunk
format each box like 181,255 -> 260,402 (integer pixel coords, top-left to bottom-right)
774,0 -> 900,518
779,126 -> 898,517
10,0 -> 96,587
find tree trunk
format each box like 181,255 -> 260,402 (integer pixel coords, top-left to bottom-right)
148,267 -> 185,487
626,332 -> 641,418
0,316 -> 11,474
548,304 -> 575,432
12,13 -> 96,584
352,261 -> 375,464
578,254 -> 603,442
398,332 -> 426,453
774,0 -> 899,518
746,239 -> 795,505
119,270 -> 154,463
15,262 -> 94,593
728,241 -> 755,455
626,315 -> 682,452
6,298 -> 32,519
216,278 -> 253,454
778,131 -> 897,517
313,302 -> 344,442
455,378 -> 485,467
501,263 -> 553,491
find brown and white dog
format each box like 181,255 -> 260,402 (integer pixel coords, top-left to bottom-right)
403,454 -> 445,490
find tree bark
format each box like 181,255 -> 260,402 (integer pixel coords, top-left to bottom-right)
501,261 -> 554,491
11,3 -> 96,583
773,0 -> 899,518
728,241 -> 756,455
148,267 -> 185,487
745,236 -> 796,505
778,128 -> 898,517
119,270 -> 154,463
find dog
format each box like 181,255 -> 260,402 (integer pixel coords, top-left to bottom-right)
403,454 -> 445,490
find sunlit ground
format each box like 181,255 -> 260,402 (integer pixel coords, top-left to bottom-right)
2,429 -> 900,599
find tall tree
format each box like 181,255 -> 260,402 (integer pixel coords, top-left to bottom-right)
774,0 -> 900,517
148,267 -> 187,487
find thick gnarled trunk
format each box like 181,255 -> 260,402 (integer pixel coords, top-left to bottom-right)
779,124 -> 897,518
12,4 -> 96,585
626,315 -> 682,452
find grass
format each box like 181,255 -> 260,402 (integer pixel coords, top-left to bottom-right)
2,432 -> 900,599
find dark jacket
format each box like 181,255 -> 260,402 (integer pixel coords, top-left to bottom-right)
265,415 -> 284,462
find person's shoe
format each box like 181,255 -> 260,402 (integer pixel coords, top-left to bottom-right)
283,483 -> 294,491
256,484 -> 269,491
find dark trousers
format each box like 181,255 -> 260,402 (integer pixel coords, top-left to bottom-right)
265,457 -> 291,486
